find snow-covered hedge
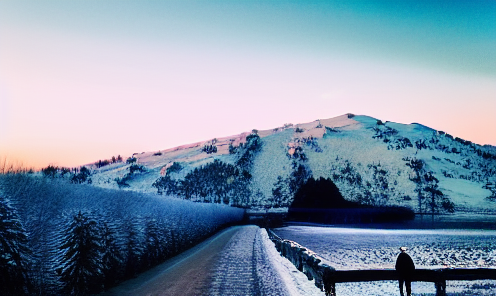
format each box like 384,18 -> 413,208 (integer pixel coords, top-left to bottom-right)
0,174 -> 244,295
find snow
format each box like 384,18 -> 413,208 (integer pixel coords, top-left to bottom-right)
0,174 -> 245,295
258,228 -> 326,296
273,226 -> 496,296
439,178 -> 494,211
83,113 -> 495,212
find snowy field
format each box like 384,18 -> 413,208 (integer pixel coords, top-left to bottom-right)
272,226 -> 496,296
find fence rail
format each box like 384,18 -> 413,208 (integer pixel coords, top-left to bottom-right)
267,229 -> 496,296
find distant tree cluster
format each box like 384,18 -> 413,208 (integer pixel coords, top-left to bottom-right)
372,125 -> 413,150
201,144 -> 218,154
297,136 -> 323,153
166,162 -> 183,175
406,158 -> 454,214
235,134 -> 262,170
288,177 -> 415,223
153,159 -> 251,206
331,160 -> 398,206
115,164 -> 147,188
95,155 -> 123,168
126,157 -> 137,164
41,165 -> 92,184
290,177 -> 351,209
271,162 -> 312,207
286,146 -> 307,161
0,173 -> 243,295
71,166 -> 92,184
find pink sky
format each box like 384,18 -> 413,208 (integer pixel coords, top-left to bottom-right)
1,1 -> 495,169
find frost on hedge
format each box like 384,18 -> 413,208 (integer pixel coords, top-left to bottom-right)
0,174 -> 244,295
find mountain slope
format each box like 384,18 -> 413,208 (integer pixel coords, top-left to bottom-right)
88,114 -> 496,213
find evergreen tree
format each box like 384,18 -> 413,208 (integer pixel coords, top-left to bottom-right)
288,162 -> 312,196
59,211 -> 103,295
0,196 -> 32,295
123,217 -> 143,279
142,218 -> 166,268
272,176 -> 290,207
101,222 -> 123,289
423,172 -> 455,214
291,177 -> 353,209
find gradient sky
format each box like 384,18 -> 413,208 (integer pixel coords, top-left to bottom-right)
1,0 -> 495,169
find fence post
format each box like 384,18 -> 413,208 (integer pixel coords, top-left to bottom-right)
323,266 -> 336,296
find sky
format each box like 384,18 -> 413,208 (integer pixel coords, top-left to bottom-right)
0,0 -> 495,169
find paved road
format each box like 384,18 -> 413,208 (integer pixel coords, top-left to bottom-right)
208,226 -> 289,296
102,225 -> 289,296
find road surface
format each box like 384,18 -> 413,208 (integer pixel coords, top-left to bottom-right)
102,225 -> 294,296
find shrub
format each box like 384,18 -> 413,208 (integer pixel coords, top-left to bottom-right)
166,162 -> 182,175
126,157 -> 137,164
71,166 -> 91,184
201,145 -> 217,154
129,164 -> 145,174
41,165 -> 59,178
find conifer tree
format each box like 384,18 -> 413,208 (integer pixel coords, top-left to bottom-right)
59,211 -> 103,295
123,217 -> 143,279
101,221 -> 123,289
0,196 -> 32,295
142,218 -> 166,268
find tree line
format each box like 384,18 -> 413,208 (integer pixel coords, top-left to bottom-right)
0,173 -> 243,295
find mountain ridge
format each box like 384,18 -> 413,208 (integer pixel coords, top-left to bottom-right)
82,114 -> 496,213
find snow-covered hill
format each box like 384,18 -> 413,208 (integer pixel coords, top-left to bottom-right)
87,114 -> 496,213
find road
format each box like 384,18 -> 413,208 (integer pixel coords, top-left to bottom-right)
102,225 -> 291,296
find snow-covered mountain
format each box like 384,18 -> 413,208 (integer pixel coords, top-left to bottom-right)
87,114 -> 496,213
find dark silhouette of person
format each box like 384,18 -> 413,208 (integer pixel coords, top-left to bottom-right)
395,247 -> 415,296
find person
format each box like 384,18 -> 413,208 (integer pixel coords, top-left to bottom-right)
395,247 -> 415,296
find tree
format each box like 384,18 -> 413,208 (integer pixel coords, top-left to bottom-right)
41,165 -> 59,178
123,217 -> 143,279
406,158 -> 425,213
71,166 -> 91,184
423,172 -> 455,214
272,176 -> 290,207
288,162 -> 312,196
101,222 -> 123,289
0,196 -> 32,295
290,177 -> 353,209
142,219 -> 166,269
59,211 -> 103,295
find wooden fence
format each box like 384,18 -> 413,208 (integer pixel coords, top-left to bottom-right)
267,229 -> 496,296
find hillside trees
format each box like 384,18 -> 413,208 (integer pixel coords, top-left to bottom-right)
70,166 -> 92,184
153,159 -> 251,206
406,158 -> 454,214
290,177 -> 349,209
236,134 -> 262,170
271,176 -> 290,207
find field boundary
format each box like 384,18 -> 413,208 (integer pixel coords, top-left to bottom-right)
267,229 -> 496,296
